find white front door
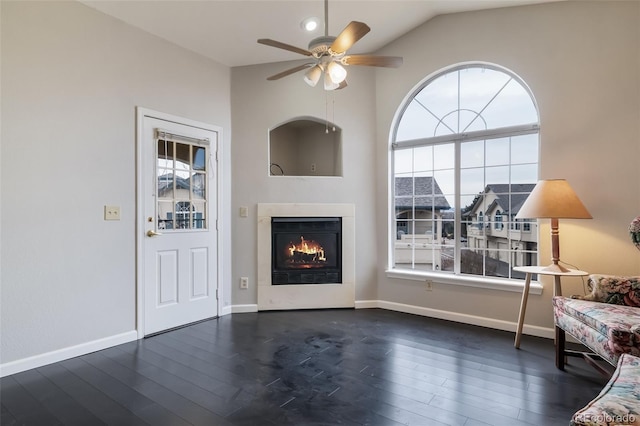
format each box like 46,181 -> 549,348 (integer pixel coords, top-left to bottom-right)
139,112 -> 219,336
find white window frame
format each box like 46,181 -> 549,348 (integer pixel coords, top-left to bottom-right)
386,63 -> 542,294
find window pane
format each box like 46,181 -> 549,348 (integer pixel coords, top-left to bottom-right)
392,64 -> 539,280
191,172 -> 206,200
460,194 -> 477,211
461,140 -> 484,168
175,142 -> 191,171
485,165 -> 510,185
192,200 -> 206,229
486,138 -> 510,166
175,201 -> 192,229
394,149 -> 414,174
511,134 -> 539,164
460,249 -> 488,276
414,72 -> 459,135
433,169 -> 454,205
396,101 -> 441,141
158,201 -> 173,230
157,168 -> 173,200
157,140 -> 174,168
480,79 -> 538,128
174,168 -> 190,180
413,146 -> 434,173
459,68 -> 511,132
460,167 -> 485,195
511,164 -> 538,184
193,146 -> 206,171
433,143 -> 454,170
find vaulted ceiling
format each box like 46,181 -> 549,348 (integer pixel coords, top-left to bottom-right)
80,0 -> 559,67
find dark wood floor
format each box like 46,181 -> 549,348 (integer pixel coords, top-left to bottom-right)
1,308 -> 607,426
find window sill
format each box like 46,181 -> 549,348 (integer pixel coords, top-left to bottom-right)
385,269 -> 543,295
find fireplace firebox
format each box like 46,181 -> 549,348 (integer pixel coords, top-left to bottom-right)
271,217 -> 342,285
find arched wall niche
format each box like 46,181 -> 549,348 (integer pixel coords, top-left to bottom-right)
269,117 -> 342,177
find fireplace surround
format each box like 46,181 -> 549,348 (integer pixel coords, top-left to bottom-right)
257,203 -> 355,310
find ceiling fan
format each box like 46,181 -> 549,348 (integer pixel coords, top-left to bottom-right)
257,0 -> 403,91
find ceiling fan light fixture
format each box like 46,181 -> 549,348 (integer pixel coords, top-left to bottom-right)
259,0 -> 402,88
327,61 -> 347,84
303,65 -> 322,87
323,71 -> 339,91
300,17 -> 319,32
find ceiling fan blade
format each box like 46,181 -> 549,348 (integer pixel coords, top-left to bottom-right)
257,39 -> 313,57
330,21 -> 370,54
343,55 -> 403,68
336,80 -> 348,90
266,63 -> 314,81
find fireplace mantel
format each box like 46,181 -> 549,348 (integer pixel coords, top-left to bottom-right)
257,203 -> 355,310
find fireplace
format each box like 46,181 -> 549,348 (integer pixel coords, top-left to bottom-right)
257,203 -> 355,311
271,217 -> 342,285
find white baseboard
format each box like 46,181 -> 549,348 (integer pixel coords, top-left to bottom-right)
220,305 -> 233,316
355,300 -> 379,309
0,330 -> 137,378
231,304 -> 259,313
357,299 -> 554,340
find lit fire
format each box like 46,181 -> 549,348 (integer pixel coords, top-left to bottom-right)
287,236 -> 326,263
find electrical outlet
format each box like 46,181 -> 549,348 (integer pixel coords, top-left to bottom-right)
239,206 -> 248,217
240,277 -> 249,289
104,205 -> 120,221
310,163 -> 317,172
425,280 -> 433,291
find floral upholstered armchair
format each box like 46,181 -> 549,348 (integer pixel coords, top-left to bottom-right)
553,274 -> 640,370
557,217 -> 640,426
554,276 -> 640,426
554,216 -> 640,370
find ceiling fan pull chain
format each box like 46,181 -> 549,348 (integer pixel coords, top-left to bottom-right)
325,90 -> 329,133
324,91 -> 336,133
332,95 -> 336,132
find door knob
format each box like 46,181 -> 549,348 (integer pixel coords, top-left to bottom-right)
147,230 -> 163,237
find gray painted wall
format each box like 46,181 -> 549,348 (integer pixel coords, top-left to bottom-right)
1,1 -> 232,365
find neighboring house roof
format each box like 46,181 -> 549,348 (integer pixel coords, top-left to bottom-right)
157,174 -> 191,193
395,176 -> 451,210
467,183 -> 536,216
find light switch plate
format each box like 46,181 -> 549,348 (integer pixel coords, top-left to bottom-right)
104,205 -> 121,221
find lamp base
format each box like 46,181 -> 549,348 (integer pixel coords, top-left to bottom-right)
541,263 -> 571,273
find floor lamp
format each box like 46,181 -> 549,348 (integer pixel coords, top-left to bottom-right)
516,179 -> 592,273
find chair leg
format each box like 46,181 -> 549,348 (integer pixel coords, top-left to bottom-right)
555,326 -> 565,370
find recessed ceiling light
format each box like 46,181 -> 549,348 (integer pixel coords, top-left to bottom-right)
301,17 -> 319,32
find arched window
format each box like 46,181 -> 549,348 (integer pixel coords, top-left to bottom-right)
391,64 -> 539,280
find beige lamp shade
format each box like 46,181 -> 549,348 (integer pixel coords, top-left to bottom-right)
516,179 -> 591,273
516,179 -> 592,219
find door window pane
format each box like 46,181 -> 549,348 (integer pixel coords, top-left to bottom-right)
193,146 -> 206,171
156,138 -> 208,231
